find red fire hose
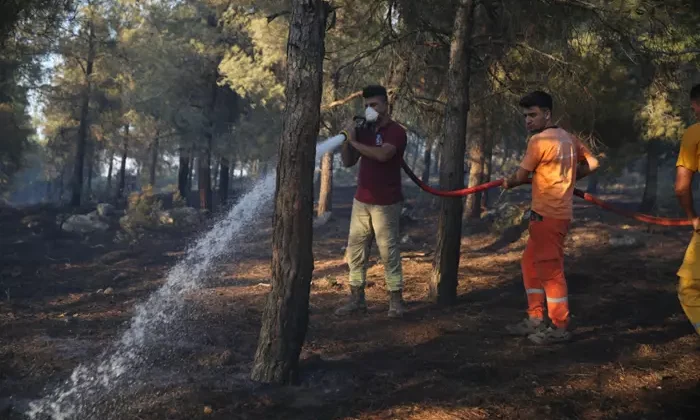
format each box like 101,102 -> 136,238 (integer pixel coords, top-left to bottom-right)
400,161 -> 692,227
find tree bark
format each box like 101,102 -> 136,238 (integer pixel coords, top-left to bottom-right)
178,147 -> 190,200
187,146 -> 195,204
464,107 -> 486,219
251,0 -> 327,385
117,124 -> 129,201
106,150 -> 114,196
219,156 -> 230,205
198,148 -> 212,211
411,137 -> 421,172
432,144 -> 441,178
85,140 -> 94,199
422,137 -> 434,183
640,139 -> 659,212
317,152 -> 333,216
429,0 -> 476,305
481,129 -> 494,210
149,131 -> 159,187
70,18 -> 95,207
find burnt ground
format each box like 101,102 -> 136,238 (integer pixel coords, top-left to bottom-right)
1,184 -> 700,419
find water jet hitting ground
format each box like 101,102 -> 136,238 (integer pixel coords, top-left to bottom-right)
26,137 -> 344,419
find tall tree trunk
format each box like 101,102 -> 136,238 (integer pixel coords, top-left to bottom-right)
85,140 -> 94,200
58,170 -> 65,201
198,149 -> 212,211
432,144 -> 441,177
317,72 -> 341,217
317,151 -> 333,216
464,106 -> 486,219
251,0 -> 327,385
117,124 -> 129,201
640,139 -> 659,212
411,137 -> 421,172
149,131 -> 159,187
429,0 -> 476,305
213,159 -> 220,190
422,137 -> 434,183
219,157 -> 230,205
187,146 -> 195,204
106,150 -> 114,196
70,19 -> 95,207
178,147 -> 190,200
481,130 -> 494,210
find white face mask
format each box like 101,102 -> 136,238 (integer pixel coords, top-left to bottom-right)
365,106 -> 379,123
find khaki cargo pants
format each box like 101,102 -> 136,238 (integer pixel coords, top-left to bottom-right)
346,199 -> 403,291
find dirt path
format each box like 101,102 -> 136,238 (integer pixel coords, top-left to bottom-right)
1,185 -> 699,419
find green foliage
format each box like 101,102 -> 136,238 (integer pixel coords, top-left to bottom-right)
125,184 -> 163,227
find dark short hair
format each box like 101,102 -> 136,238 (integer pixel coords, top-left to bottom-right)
362,85 -> 388,102
519,90 -> 553,111
691,84 -> 700,102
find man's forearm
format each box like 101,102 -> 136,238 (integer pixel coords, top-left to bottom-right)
341,141 -> 358,167
350,140 -> 390,162
677,189 -> 697,220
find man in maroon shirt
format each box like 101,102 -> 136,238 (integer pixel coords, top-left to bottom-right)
335,85 -> 408,318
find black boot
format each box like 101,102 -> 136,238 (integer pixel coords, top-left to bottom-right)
334,286 -> 367,316
387,290 -> 405,318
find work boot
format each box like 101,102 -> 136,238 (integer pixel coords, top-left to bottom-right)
505,317 -> 546,336
528,326 -> 571,344
387,290 -> 405,318
334,286 -> 367,316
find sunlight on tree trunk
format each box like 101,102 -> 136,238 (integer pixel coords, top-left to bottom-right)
317,151 -> 333,216
464,107 -> 485,220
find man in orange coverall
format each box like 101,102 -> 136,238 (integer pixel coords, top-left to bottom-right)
502,91 -> 599,344
673,83 -> 700,336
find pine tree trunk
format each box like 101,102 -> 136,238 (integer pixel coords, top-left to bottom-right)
429,0 -> 476,305
411,138 -> 421,171
178,147 -> 189,200
70,19 -> 95,207
432,144 -> 441,177
464,107 -> 485,219
198,148 -> 212,211
187,147 -> 195,204
149,131 -> 159,187
85,141 -> 94,199
117,124 -> 129,201
251,0 -> 327,385
106,150 -> 114,196
640,139 -> 659,212
422,138 -> 433,183
481,131 -> 494,210
317,152 -> 333,216
219,157 -> 230,205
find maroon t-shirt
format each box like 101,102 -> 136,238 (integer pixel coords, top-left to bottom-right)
354,121 -> 407,205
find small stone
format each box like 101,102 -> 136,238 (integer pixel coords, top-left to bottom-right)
97,203 -> 115,217
103,287 -> 114,295
113,273 -> 128,282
